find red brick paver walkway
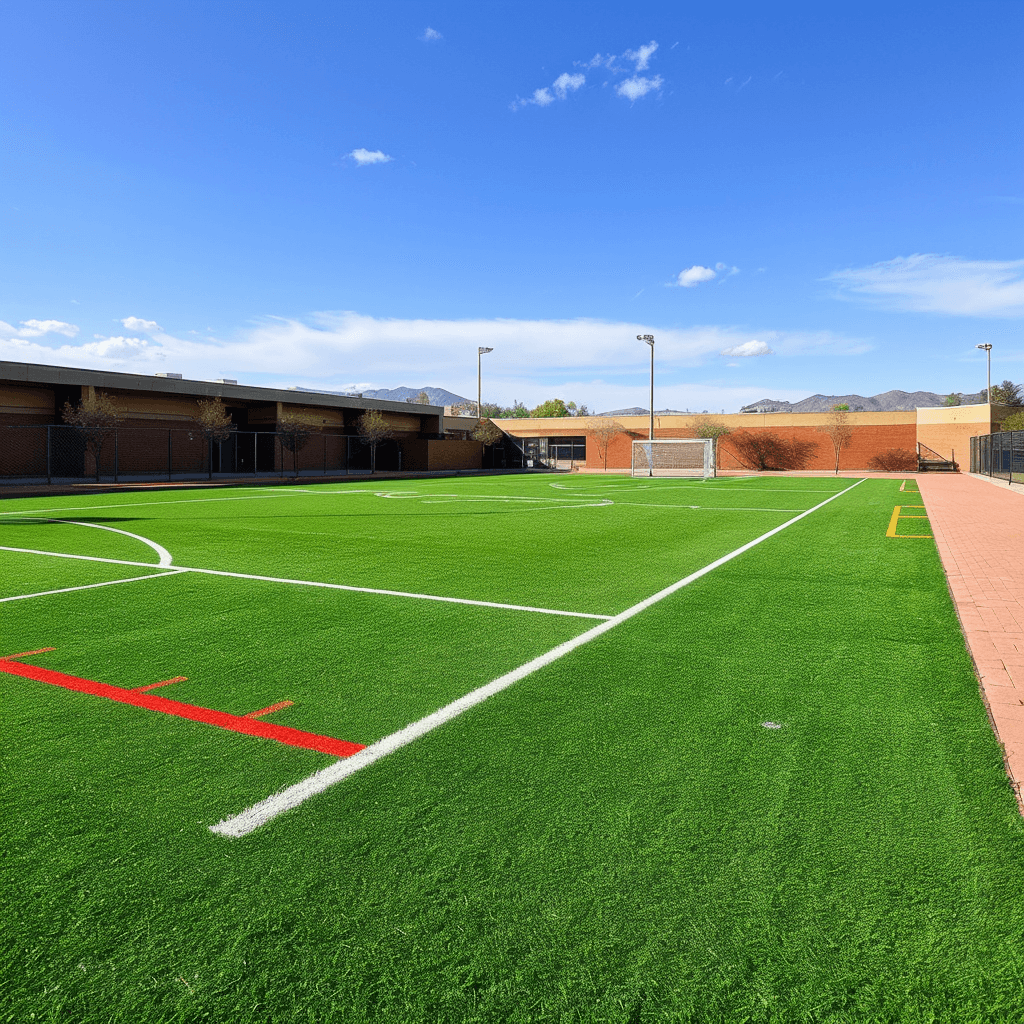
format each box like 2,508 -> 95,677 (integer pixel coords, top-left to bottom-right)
917,474 -> 1024,809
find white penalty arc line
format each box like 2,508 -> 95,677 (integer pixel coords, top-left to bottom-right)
0,570 -> 185,603
0,547 -> 610,621
33,518 -> 175,567
210,476 -> 867,838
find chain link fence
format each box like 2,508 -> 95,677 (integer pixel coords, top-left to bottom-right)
971,430 -> 1024,485
0,426 -> 405,484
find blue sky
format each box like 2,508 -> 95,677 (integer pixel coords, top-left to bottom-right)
1,1 -> 1022,412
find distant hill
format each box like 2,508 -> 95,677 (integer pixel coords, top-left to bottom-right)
597,407 -> 705,417
739,390 -> 987,414
287,385 -> 469,406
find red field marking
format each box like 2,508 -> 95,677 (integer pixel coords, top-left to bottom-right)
133,676 -> 188,692
244,700 -> 294,719
5,647 -> 57,659
0,657 -> 364,758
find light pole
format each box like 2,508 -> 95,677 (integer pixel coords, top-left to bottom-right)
976,343 -> 992,403
477,347 -> 493,419
638,335 -> 655,441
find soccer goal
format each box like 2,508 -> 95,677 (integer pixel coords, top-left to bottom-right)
631,438 -> 715,478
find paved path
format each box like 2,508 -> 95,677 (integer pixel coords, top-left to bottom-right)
917,473 -> 1024,809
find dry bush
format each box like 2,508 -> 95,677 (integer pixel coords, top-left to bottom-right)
867,448 -> 918,472
729,430 -> 819,471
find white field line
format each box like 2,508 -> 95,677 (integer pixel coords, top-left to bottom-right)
0,546 -> 610,621
210,477 -> 867,838
13,518 -> 176,567
0,570 -> 185,603
0,491 -> 305,517
550,483 -> 846,495
614,502 -> 807,513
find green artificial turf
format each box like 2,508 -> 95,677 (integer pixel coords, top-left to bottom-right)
3,474 -> 1024,1023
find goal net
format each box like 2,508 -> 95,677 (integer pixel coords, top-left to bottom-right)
631,438 -> 715,478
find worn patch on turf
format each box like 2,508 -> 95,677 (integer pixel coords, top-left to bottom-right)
0,652 -> 362,758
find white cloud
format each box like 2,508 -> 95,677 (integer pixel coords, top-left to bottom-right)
616,75 -> 663,101
121,316 -> 161,332
421,27 -> 442,41
721,340 -> 774,357
674,265 -> 717,288
553,72 -> 585,99
0,312 -> 868,411
350,148 -> 393,166
2,319 -> 80,338
827,254 -> 1024,317
512,74 -> 585,110
624,41 -> 658,71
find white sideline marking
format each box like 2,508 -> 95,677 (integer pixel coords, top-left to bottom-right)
0,492 -> 302,517
16,518 -> 175,567
210,477 -> 867,838
0,571 -> 184,603
0,547 -> 609,620
615,502 -> 807,513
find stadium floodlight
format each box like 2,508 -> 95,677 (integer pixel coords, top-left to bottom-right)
631,438 -> 715,479
976,343 -> 992,403
477,347 -> 493,418
637,335 -> 655,445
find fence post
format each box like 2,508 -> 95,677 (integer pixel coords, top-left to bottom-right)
46,425 -> 52,484
114,429 -> 119,483
168,431 -> 172,480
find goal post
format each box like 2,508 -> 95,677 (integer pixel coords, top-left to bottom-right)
631,438 -> 715,478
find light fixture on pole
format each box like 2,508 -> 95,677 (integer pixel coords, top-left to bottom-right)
638,335 -> 655,441
976,343 -> 993,403
477,347 -> 493,418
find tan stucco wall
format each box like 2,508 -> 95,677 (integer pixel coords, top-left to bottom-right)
915,403 -> 1010,463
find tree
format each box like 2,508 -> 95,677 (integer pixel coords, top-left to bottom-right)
406,391 -> 431,405
589,418 -> 624,470
1001,410 -> 1024,432
277,412 -> 321,477
530,398 -> 569,418
729,430 -> 819,471
816,405 -> 855,475
192,397 -> 234,479
449,400 -> 476,417
692,416 -> 732,470
566,401 -> 590,417
507,400 -> 529,418
943,393 -> 962,407
62,390 -> 120,481
867,448 -> 918,472
357,410 -> 394,473
990,380 -> 1023,406
472,419 -> 504,445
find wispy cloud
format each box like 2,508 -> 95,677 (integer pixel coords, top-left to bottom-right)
672,262 -> 739,287
421,27 -> 442,42
624,41 -> 658,71
616,75 -> 663,101
721,340 -> 773,357
512,72 -> 585,110
121,316 -> 161,333
520,40 -> 663,109
349,148 -> 393,166
0,319 -> 79,339
827,254 -> 1024,317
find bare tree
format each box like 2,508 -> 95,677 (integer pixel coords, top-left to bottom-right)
277,412 -> 321,477
692,416 -> 732,470
588,418 -> 624,470
62,390 -> 120,481
192,397 -> 234,478
730,430 -> 819,471
817,406 -> 855,475
357,410 -> 394,473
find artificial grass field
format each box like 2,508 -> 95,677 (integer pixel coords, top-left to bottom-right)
3,473 -> 1024,1022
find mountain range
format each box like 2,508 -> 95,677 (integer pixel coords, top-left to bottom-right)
287,385 -> 469,406
737,390 -> 987,413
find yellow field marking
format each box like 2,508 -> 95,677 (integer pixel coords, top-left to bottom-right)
887,505 -> 931,539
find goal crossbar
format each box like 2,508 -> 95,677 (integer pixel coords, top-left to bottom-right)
631,438 -> 715,478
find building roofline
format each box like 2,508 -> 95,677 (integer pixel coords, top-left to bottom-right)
0,360 -> 444,416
